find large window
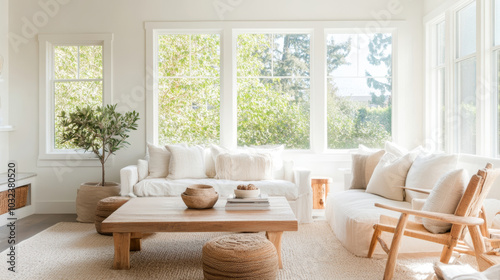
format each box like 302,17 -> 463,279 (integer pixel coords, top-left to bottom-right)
53,45 -> 103,149
326,33 -> 392,149
156,33 -> 221,145
146,22 -> 398,152
455,2 -> 477,154
236,33 -> 310,149
38,34 -> 113,162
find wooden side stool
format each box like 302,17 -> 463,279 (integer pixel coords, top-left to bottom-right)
311,177 -> 332,209
95,196 -> 130,235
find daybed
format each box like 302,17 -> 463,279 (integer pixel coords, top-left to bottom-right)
120,144 -> 313,223
325,144 -> 500,257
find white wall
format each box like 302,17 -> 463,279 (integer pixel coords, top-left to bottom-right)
8,0 -> 425,213
0,0 -> 9,169
424,0 -> 452,15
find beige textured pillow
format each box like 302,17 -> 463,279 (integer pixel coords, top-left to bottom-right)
245,145 -> 285,179
365,152 -> 417,201
166,144 -> 206,179
421,169 -> 468,234
215,153 -> 272,181
350,150 -> 385,189
147,143 -> 170,178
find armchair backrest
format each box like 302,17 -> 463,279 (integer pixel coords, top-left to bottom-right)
449,164 -> 500,240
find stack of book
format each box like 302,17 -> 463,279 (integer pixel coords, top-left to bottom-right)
225,194 -> 270,210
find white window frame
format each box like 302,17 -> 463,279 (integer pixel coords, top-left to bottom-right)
146,21 -> 403,154
38,34 -> 113,166
425,0 -> 495,156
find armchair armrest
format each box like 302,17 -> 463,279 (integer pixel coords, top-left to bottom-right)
120,165 -> 139,197
395,186 -> 432,195
294,168 -> 313,223
375,203 -> 484,226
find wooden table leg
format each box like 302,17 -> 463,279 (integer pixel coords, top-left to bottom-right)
113,232 -> 131,270
266,231 -> 284,269
130,232 -> 142,251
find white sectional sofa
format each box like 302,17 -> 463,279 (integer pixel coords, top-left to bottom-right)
325,151 -> 500,257
120,144 -> 313,223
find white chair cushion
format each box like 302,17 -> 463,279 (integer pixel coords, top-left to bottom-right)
405,153 -> 458,202
421,169 -> 468,234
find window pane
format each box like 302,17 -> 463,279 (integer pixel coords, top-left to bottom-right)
456,2 -> 476,58
328,34 -> 391,78
157,34 -> 221,145
237,78 -> 310,148
438,67 -> 446,151
158,34 -> 190,77
456,57 -> 476,154
190,34 -> 220,76
437,21 -> 446,66
236,34 -> 272,77
495,0 -> 500,46
54,46 -> 77,79
79,45 -> 103,79
326,33 -> 392,149
54,81 -> 103,149
158,78 -> 220,145
236,33 -> 311,149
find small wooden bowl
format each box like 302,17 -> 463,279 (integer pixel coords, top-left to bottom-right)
181,192 -> 219,209
185,184 -> 216,196
234,189 -> 260,198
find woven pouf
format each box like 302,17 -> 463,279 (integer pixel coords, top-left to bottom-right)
94,196 -> 130,235
202,234 -> 278,280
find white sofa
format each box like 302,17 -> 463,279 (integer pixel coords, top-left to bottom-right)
325,153 -> 500,257
120,147 -> 313,223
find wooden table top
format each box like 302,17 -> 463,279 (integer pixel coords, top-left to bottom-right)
101,197 -> 298,233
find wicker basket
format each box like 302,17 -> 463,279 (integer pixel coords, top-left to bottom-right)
0,185 -> 30,215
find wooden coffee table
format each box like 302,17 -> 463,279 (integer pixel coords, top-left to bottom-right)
101,196 -> 298,270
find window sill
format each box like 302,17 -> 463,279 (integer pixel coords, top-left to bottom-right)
37,153 -> 114,167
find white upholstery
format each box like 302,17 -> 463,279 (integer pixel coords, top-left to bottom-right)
325,190 -> 442,256
120,158 -> 312,223
134,178 -> 298,200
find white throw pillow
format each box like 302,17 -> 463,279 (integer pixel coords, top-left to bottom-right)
147,143 -> 170,178
384,141 -> 408,157
245,145 -> 285,179
365,152 -> 417,201
421,169 -> 468,234
405,153 -> 458,202
137,159 -> 148,181
215,152 -> 273,181
350,150 -> 385,190
166,144 -> 207,179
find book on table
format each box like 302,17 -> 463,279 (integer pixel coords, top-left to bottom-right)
225,194 -> 270,210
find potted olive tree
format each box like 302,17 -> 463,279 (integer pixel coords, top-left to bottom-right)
59,104 -> 139,222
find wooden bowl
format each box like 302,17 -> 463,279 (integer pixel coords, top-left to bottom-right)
234,189 -> 260,198
181,192 -> 219,209
185,184 -> 216,196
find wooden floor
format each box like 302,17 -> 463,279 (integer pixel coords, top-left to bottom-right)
0,214 -> 77,252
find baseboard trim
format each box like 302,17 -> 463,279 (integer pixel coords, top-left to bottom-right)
36,201 -> 75,214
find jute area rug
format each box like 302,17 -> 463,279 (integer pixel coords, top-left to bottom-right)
0,221 -> 476,280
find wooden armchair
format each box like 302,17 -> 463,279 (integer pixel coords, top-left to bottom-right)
367,164 -> 500,280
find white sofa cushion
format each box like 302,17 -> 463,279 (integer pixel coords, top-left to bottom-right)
366,152 -> 416,201
245,145 -> 285,179
215,152 -> 273,181
147,143 -> 170,178
405,153 -> 458,202
133,178 -> 298,200
166,144 -> 207,179
422,169 -> 468,234
325,190 -> 442,256
350,150 -> 385,190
